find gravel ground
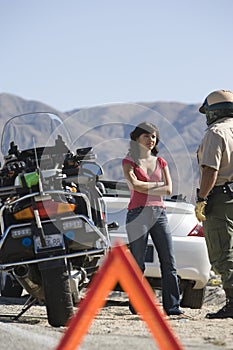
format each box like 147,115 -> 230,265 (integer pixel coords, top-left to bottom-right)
0,282 -> 233,350
82,285 -> 233,350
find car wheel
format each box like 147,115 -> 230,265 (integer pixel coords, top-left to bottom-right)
180,282 -> 205,309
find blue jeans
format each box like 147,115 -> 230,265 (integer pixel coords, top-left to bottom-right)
126,206 -> 180,314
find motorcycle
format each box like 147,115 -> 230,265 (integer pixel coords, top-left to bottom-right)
0,112 -> 111,327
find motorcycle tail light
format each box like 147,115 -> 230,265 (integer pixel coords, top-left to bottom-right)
56,202 -> 76,214
14,207 -> 34,220
13,200 -> 76,220
36,201 -> 76,218
188,223 -> 204,237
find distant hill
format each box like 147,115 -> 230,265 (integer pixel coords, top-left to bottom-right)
0,93 -> 63,144
0,93 -> 207,202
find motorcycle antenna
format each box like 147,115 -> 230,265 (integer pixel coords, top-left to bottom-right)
32,136 -> 44,195
32,136 -> 46,247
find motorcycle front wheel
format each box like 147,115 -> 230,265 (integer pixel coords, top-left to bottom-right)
39,258 -> 74,327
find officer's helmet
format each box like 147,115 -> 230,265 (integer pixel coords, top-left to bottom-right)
199,90 -> 233,126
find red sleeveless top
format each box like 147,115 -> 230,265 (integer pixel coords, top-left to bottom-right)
122,155 -> 167,210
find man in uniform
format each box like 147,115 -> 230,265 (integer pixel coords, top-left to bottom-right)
195,89 -> 233,319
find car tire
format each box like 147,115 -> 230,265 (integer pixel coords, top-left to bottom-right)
180,282 -> 205,309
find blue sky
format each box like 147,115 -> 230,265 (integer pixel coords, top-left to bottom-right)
1,0 -> 233,111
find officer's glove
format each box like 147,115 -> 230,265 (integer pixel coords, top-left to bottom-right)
195,200 -> 207,222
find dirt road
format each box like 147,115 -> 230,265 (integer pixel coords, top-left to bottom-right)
0,285 -> 232,350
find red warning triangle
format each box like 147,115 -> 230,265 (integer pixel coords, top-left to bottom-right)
55,240 -> 184,350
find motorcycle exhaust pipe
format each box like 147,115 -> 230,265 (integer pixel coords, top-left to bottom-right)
13,265 -> 44,302
71,268 -> 89,286
13,264 -> 29,279
69,268 -> 89,305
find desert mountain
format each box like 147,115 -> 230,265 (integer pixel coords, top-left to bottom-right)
0,93 -> 206,202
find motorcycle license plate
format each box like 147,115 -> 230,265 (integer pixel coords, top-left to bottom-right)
35,234 -> 64,249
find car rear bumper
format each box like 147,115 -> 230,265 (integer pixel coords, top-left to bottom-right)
110,233 -> 211,289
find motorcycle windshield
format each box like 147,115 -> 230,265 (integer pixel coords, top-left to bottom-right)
1,112 -> 71,155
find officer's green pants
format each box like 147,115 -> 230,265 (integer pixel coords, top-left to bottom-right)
203,193 -> 233,298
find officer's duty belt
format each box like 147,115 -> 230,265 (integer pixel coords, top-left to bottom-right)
210,182 -> 233,196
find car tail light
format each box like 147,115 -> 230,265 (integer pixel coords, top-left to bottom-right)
188,223 -> 204,237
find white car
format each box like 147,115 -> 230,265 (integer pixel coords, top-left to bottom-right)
102,180 -> 211,309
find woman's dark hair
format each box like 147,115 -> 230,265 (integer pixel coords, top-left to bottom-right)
128,122 -> 160,166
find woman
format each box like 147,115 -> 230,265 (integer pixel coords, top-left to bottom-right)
122,122 -> 182,316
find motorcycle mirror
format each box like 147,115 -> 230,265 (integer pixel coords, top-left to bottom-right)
80,162 -> 103,177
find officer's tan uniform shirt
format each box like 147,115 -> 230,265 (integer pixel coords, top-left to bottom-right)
197,117 -> 233,186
